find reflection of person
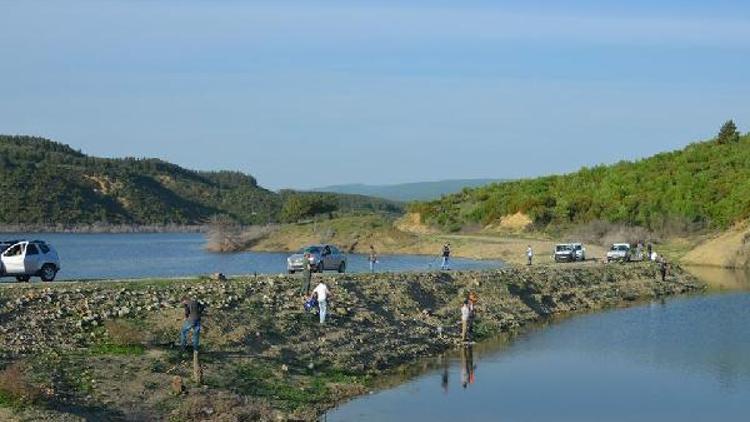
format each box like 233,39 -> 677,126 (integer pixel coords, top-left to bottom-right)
441,355 -> 449,394
368,245 -> 378,273
461,345 -> 475,389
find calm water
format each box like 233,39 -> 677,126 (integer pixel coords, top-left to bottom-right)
328,273 -> 750,421
0,233 -> 500,280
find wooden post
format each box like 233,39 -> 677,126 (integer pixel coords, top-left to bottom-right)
193,350 -> 202,384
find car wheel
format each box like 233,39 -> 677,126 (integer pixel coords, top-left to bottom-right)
40,264 -> 57,282
337,261 -> 346,273
288,270 -> 296,274
16,275 -> 30,283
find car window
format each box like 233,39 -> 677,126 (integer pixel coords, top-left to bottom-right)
38,243 -> 50,254
330,246 -> 340,254
301,246 -> 321,254
26,244 -> 39,255
4,244 -> 24,257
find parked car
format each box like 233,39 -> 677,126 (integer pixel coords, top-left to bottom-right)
606,243 -> 631,262
0,240 -> 61,282
554,244 -> 576,262
287,244 -> 347,274
571,242 -> 586,261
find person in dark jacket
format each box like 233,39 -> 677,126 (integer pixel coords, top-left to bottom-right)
301,252 -> 312,296
441,243 -> 451,270
659,259 -> 668,281
180,297 -> 204,352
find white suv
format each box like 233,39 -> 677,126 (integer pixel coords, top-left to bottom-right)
0,240 -> 61,282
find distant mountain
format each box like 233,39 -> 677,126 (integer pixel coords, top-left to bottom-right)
312,179 -> 505,202
0,135 -> 401,226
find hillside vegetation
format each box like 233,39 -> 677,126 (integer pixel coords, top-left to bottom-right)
312,178 -> 505,202
0,136 -> 401,226
412,122 -> 749,234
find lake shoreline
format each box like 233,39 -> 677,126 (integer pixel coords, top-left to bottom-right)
0,263 -> 703,420
0,224 -> 207,234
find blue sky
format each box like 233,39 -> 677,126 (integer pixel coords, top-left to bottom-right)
1,1 -> 749,189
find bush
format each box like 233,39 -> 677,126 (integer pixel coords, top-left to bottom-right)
104,319 -> 145,346
0,362 -> 41,407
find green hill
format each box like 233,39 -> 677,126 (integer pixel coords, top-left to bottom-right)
411,122 -> 749,233
311,179 -> 505,201
0,135 -> 401,226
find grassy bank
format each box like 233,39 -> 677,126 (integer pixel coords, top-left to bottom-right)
0,264 -> 702,420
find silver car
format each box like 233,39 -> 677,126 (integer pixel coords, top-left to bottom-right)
0,240 -> 61,282
287,244 -> 347,274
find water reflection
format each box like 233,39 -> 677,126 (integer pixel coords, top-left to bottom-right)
460,346 -> 476,389
328,269 -> 750,421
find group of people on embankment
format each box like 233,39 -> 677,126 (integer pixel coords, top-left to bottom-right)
177,241 -> 671,353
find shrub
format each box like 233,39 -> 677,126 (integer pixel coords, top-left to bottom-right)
0,362 -> 41,407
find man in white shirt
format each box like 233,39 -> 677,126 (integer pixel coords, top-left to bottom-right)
460,300 -> 470,342
526,245 -> 533,265
311,282 -> 331,324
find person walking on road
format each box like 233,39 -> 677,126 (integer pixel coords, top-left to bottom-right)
460,300 -> 470,343
441,243 -> 451,270
368,245 -> 378,273
311,281 -> 331,324
300,252 -> 312,296
526,245 -> 534,266
180,297 -> 204,352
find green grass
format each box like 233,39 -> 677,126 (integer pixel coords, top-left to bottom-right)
89,344 -> 145,356
229,363 -> 366,411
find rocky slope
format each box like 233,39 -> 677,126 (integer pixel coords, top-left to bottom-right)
0,264 -> 703,421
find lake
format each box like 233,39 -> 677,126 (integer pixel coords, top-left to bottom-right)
0,233 -> 501,280
327,270 -> 750,422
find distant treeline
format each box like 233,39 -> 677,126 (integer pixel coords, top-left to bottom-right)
0,135 -> 403,226
412,121 -> 749,233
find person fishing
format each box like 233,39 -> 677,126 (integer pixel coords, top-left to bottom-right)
526,245 -> 534,265
441,243 -> 451,270
460,299 -> 470,343
179,296 -> 205,352
368,245 -> 378,273
300,252 -> 312,296
659,258 -> 669,281
310,281 -> 331,324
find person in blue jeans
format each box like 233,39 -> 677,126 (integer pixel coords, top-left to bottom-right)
311,282 -> 331,324
180,297 -> 204,352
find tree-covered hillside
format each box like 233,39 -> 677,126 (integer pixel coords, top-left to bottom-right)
412,122 -> 750,233
0,136 -> 401,226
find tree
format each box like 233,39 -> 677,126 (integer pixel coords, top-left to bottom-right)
717,120 -> 740,144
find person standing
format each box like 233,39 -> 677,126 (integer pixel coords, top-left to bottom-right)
647,243 -> 653,260
467,292 -> 477,341
526,245 -> 534,265
180,297 -> 204,352
368,245 -> 378,273
441,243 -> 451,270
460,300 -> 470,342
311,281 -> 331,324
659,259 -> 668,281
301,252 -> 312,296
